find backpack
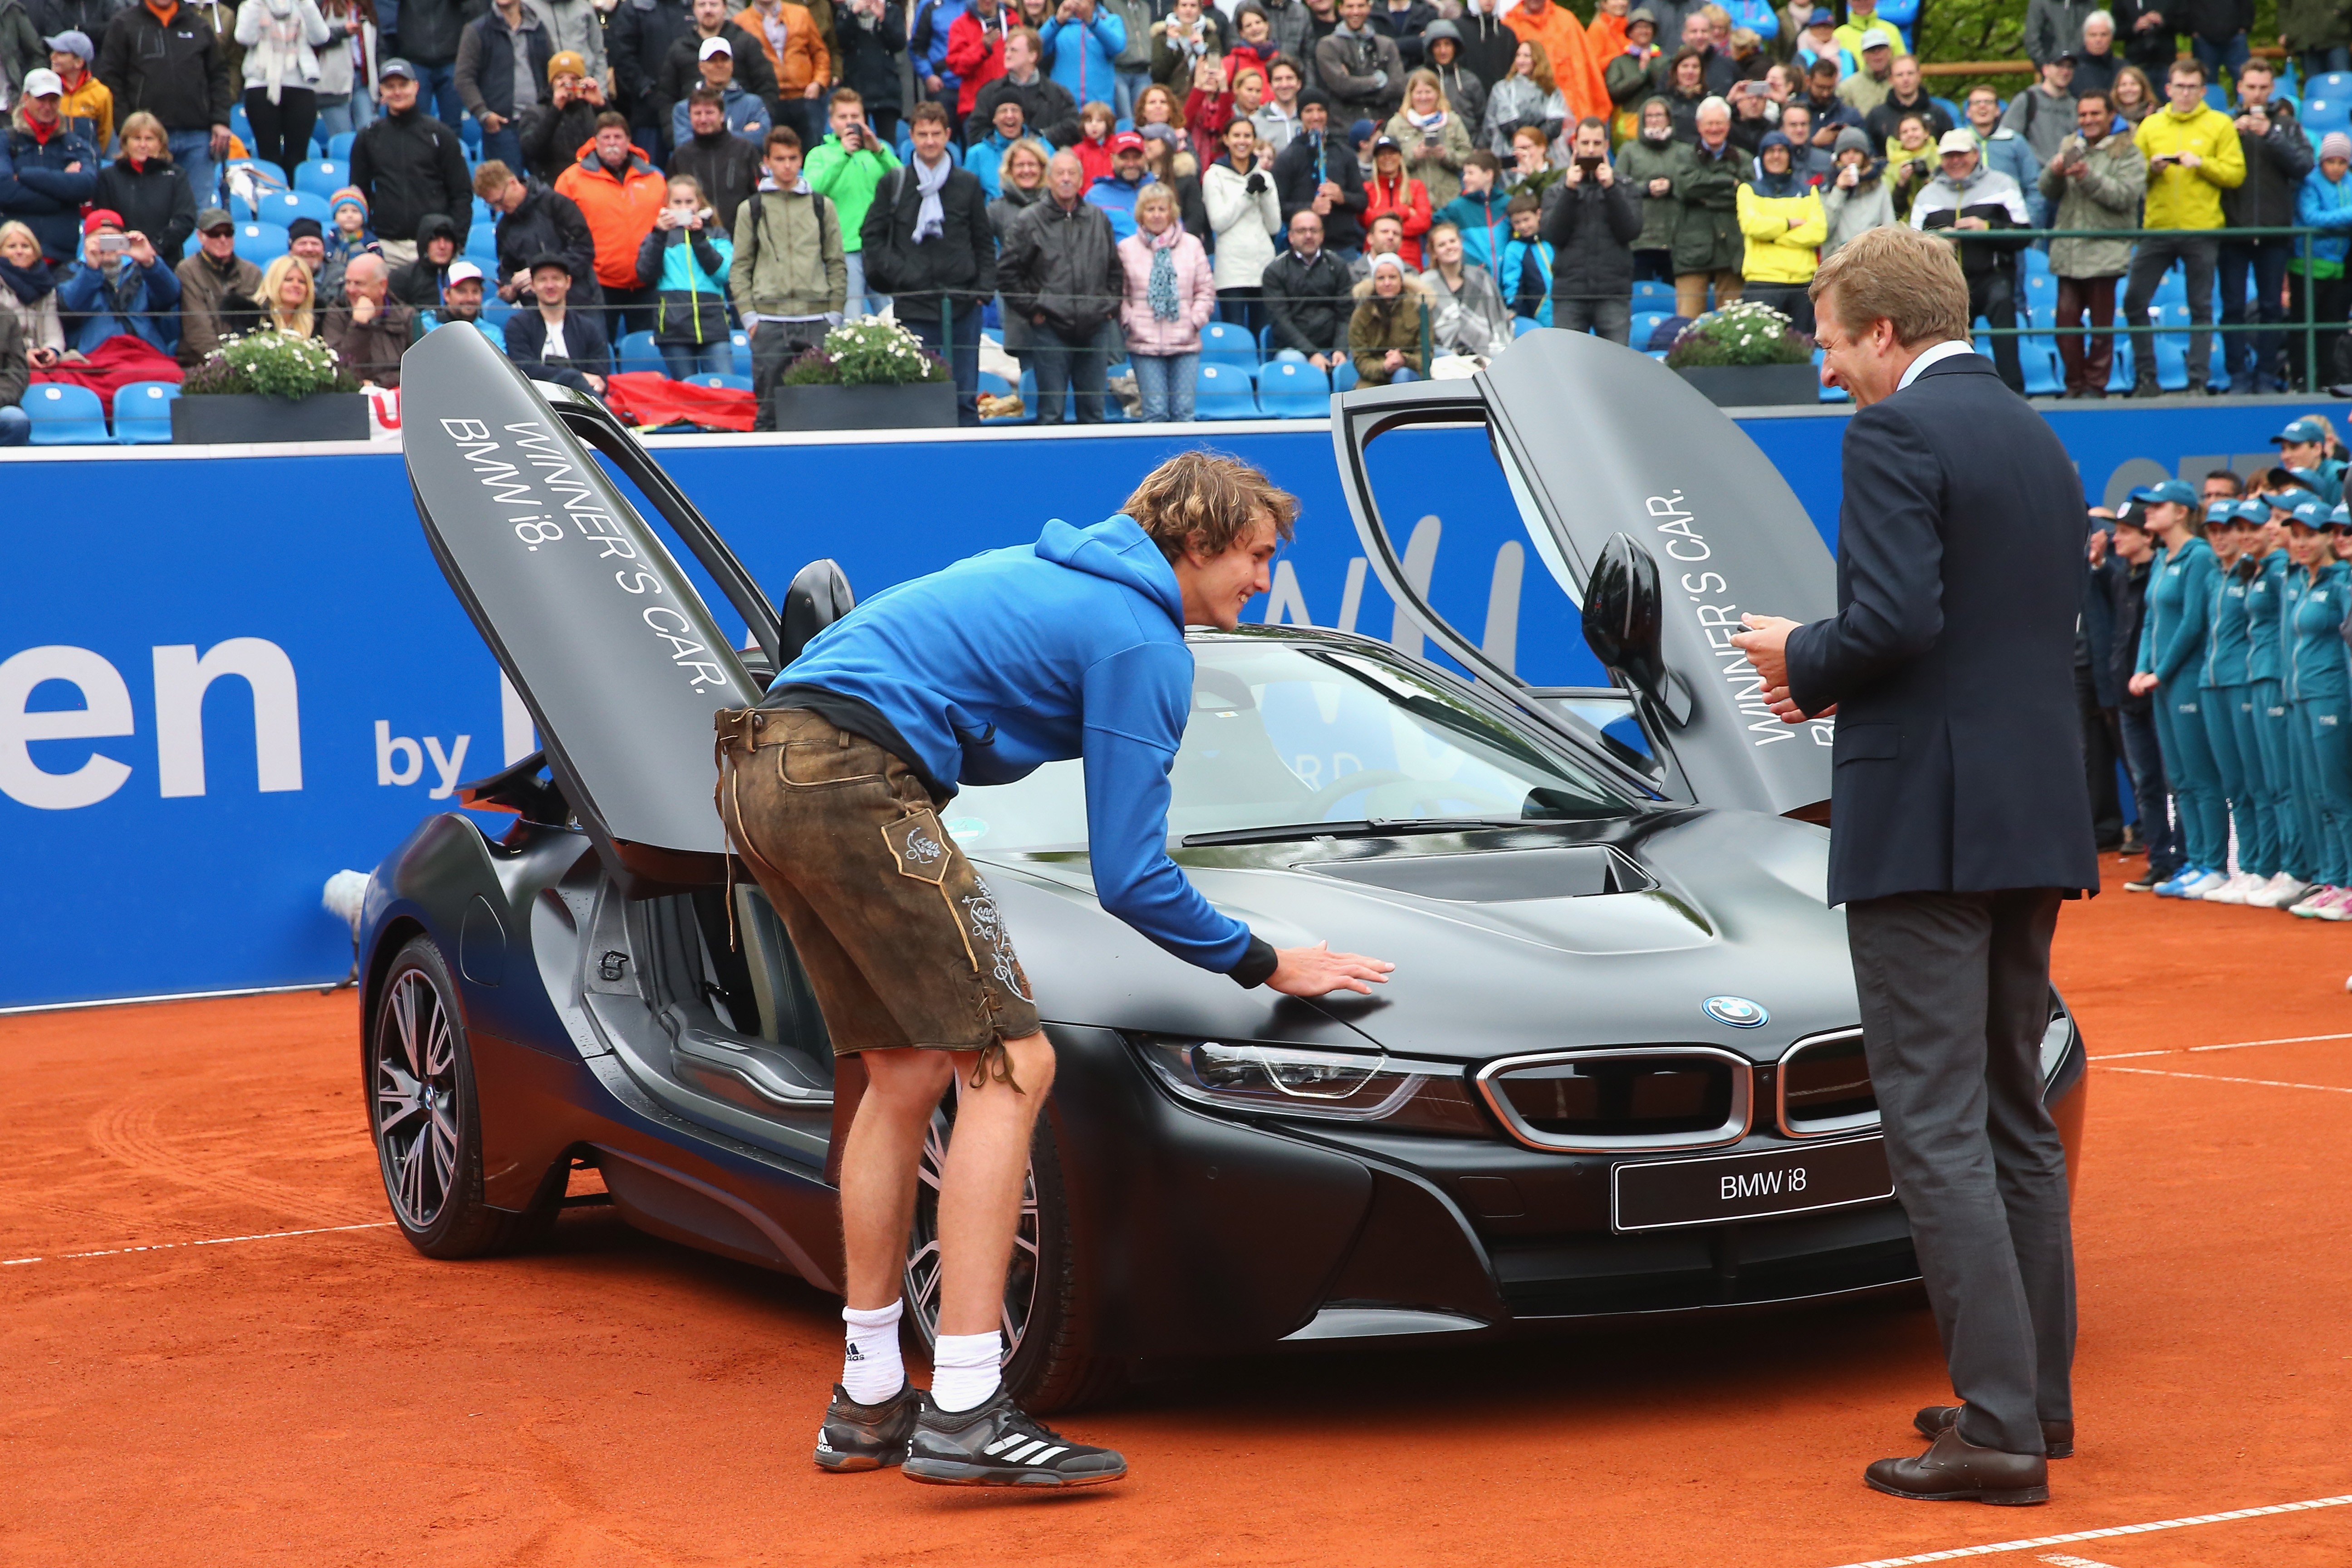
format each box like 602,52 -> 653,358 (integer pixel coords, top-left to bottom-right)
742,186 -> 834,270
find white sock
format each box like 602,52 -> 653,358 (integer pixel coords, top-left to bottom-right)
841,1299 -> 905,1406
929,1331 -> 1003,1414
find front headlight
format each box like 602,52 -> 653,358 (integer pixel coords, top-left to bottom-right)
1132,1035 -> 1491,1136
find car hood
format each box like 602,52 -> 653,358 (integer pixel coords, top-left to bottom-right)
978,807 -> 1855,1065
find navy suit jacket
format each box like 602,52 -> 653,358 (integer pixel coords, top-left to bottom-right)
505,305 -> 614,388
1784,352 -> 2099,906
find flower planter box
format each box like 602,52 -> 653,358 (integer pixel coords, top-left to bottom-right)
1673,363 -> 1822,408
768,382 -> 958,433
172,392 -> 372,444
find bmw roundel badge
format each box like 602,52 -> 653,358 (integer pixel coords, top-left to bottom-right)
1703,996 -> 1768,1029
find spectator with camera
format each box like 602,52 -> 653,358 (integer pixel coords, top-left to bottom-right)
504,251 -> 613,393
350,59 -> 474,266
1000,144 -> 1119,420
1670,93 -> 1741,316
866,101 -> 995,418
59,209 -> 179,352
173,205 -> 259,363
476,157 -> 601,307
1150,0 -> 1224,93
2219,59 -> 2310,397
320,250 -> 411,384
556,111 -> 669,331
2038,88 -> 2141,396
1262,204 -> 1357,370
2124,58 -> 2244,397
1820,124 -> 1892,255
1274,90 -> 1368,254
91,111 -> 196,269
670,83 -> 766,230
1541,114 -> 1638,340
732,124 -> 845,424
1040,0 -> 1124,110
518,52 -> 607,183
2,68 -> 99,268
633,169 -> 736,377
806,86 -> 901,315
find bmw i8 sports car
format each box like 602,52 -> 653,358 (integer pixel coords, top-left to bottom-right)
363,325 -> 2086,1412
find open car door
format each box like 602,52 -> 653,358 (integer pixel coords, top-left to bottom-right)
1330,329 -> 1836,820
402,324 -> 784,891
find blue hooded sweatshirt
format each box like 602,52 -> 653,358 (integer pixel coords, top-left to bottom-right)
766,514 -> 1258,976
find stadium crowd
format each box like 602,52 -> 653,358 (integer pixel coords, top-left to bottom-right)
9,0 -> 2352,439
2087,421 -> 2352,919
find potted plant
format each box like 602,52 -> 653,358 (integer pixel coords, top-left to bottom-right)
1664,299 -> 1820,407
768,318 -> 957,432
172,332 -> 370,443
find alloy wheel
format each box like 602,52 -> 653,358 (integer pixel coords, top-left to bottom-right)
375,968 -> 461,1230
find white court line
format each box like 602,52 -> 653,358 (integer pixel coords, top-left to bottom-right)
2100,1066 -> 2352,1095
1,1221 -> 392,1267
1823,1492 -> 2352,1567
2037,1557 -> 2120,1568
2091,1029 -> 2352,1062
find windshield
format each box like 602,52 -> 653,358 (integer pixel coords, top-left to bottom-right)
941,639 -> 1639,853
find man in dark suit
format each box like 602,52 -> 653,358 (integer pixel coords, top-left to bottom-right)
1730,223 -> 2098,1508
503,252 -> 615,397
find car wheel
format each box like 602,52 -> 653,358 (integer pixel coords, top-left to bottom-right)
903,1098 -> 1125,1414
369,935 -> 559,1259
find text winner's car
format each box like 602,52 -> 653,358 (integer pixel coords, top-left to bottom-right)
362,326 -> 2088,1413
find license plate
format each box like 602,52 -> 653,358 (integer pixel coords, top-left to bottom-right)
1611,1137 -> 1892,1233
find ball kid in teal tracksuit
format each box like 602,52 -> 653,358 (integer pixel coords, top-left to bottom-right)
2132,480 -> 2227,894
2242,502 -> 2308,898
2197,500 -> 2270,900
2281,496 -> 2352,911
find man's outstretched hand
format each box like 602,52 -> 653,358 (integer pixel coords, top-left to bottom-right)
1268,941 -> 1395,997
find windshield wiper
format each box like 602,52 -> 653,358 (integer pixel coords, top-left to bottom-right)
1183,817 -> 1544,848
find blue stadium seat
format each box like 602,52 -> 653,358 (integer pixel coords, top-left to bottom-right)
2021,271 -> 2057,324
2107,335 -> 2135,393
1257,322 -> 1280,359
1512,315 -> 1540,337
466,224 -> 500,260
233,221 -> 290,264
459,113 -> 482,148
229,102 -> 253,145
328,132 -> 356,160
295,159 -> 349,197
2313,71 -> 2352,99
1194,360 -> 1260,418
686,373 -> 755,391
470,196 -> 495,228
2306,94 -> 2352,130
2150,268 -> 2188,311
1256,358 -> 1330,417
2021,245 -> 2052,280
111,381 -> 179,444
483,297 -> 516,332
1329,357 -> 1360,395
617,331 -> 666,377
1631,310 -> 1671,352
2151,310 -> 2191,392
251,189 -> 333,228
1631,278 -> 1675,311
1199,320 -> 1258,372
25,383 -> 109,444
2020,336 -> 2063,396
730,329 -> 753,377
220,159 -> 272,216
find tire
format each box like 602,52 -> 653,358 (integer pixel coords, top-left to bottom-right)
902,1099 -> 1125,1414
368,935 -> 560,1259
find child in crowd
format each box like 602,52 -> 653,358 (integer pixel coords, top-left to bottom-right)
1074,101 -> 1119,183
635,173 -> 739,378
1498,192 -> 1554,326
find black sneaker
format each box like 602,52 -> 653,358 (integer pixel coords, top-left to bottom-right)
813,1382 -> 925,1472
902,1387 -> 1128,1487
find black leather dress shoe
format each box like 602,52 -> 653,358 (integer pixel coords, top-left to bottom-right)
1913,1403 -> 2073,1458
1866,1426 -> 2049,1505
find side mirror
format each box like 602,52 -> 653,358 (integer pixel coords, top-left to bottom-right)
781,558 -> 856,666
1582,533 -> 1692,726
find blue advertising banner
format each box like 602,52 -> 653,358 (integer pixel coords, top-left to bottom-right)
0,396 -> 2330,1008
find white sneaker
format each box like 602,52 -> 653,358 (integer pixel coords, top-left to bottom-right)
2254,874 -> 2312,909
2202,872 -> 2259,905
2176,868 -> 2230,899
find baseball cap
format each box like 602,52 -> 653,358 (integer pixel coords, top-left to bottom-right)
548,49 -> 587,79
1936,127 -> 1977,155
196,205 -> 235,232
2335,502 -> 2352,529
1372,134 -> 1401,154
2273,415 -> 2328,445
2288,496 -> 2333,529
2204,499 -> 2248,527
446,260 -> 485,285
379,56 -> 417,80
1110,129 -> 1146,152
81,207 -> 123,235
1859,26 -> 1896,49
22,67 -> 62,97
2129,478 -> 2199,508
44,29 -> 93,60
699,34 -> 731,57
2049,50 -> 2078,65
1349,117 -> 1377,142
2264,486 -> 2316,513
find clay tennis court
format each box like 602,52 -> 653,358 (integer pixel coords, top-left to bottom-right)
4,858 -> 2347,1567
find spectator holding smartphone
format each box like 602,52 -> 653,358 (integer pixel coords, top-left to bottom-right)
634,170 -> 736,377
1544,114 -> 1639,340
805,84 -> 902,315
2124,58 -> 2244,396
59,210 -> 181,353
2039,89 -> 2143,397
519,52 -> 606,183
2219,59 -> 2310,396
1383,66 -> 1470,207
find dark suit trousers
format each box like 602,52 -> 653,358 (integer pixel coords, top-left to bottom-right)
1845,887 -> 2076,1455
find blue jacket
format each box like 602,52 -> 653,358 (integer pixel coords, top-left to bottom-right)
2204,556 -> 2254,687
2287,559 -> 2352,703
1499,235 -> 1553,327
670,83 -> 773,148
0,125 -> 103,264
2297,166 -> 2352,271
772,513 -> 1257,975
909,0 -> 966,103
2139,534 -> 2216,686
1436,188 -> 1510,271
2247,548 -> 2290,685
968,128 -> 1019,199
1039,9 -> 1125,108
57,255 -> 181,353
1085,167 -> 1146,239
1975,124 -> 2039,197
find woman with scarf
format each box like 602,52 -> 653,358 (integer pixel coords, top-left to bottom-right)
1420,22 -> 1486,144
92,114 -> 198,268
1482,37 -> 1567,160
1115,179 -> 1213,419
1202,112 -> 1281,336
1348,248 -> 1428,384
1732,129 -> 1822,331
235,0 -> 333,181
1820,123 -> 1892,256
1614,94 -> 1688,283
2110,66 -> 2156,127
0,221 -> 72,368
1384,67 -> 1473,209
